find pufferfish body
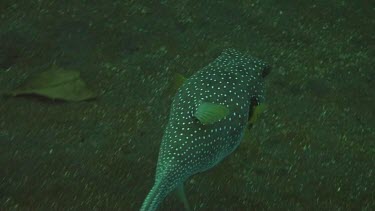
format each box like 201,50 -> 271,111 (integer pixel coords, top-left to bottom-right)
141,49 -> 270,211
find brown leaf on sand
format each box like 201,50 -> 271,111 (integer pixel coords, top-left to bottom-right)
6,67 -> 97,101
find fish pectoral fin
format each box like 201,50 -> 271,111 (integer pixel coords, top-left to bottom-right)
194,102 -> 230,125
176,184 -> 191,211
242,126 -> 251,142
242,103 -> 267,141
172,73 -> 187,92
248,103 -> 267,126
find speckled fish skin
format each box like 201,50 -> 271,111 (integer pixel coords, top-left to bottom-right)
141,49 -> 270,211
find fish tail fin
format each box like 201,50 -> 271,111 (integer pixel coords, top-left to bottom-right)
141,180 -> 191,211
140,181 -> 164,211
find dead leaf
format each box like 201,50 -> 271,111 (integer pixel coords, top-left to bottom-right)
6,67 -> 97,101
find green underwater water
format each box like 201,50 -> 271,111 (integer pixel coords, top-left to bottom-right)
0,0 -> 374,210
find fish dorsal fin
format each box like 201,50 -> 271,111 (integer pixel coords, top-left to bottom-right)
194,102 -> 229,125
176,184 -> 191,211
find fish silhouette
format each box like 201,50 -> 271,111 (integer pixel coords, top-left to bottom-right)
141,49 -> 270,211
